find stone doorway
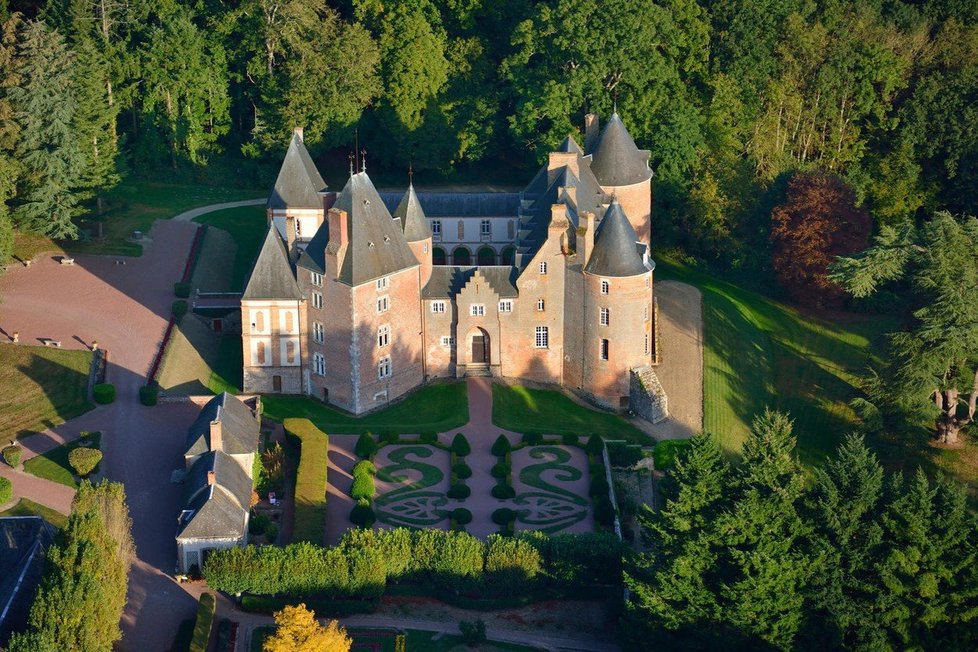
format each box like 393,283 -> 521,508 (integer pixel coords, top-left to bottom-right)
471,332 -> 489,364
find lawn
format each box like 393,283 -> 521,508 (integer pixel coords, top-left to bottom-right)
0,498 -> 68,529
23,431 -> 102,489
283,419 -> 329,544
654,255 -> 894,465
492,384 -> 649,444
249,626 -> 543,652
193,204 -> 267,291
263,382 -> 469,435
0,344 -> 94,442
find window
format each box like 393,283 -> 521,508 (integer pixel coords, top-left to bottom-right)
535,326 -> 549,349
374,391 -> 388,402
377,296 -> 390,313
481,219 -> 491,238
254,310 -> 265,332
645,333 -> 650,355
537,299 -> 545,312
313,322 -> 324,344
313,353 -> 326,376
539,261 -> 548,275
423,243 -> 429,253
431,301 -> 446,313
601,280 -> 609,295
378,324 -> 390,348
285,340 -> 296,363
600,339 -> 609,361
645,277 -> 650,288
255,341 -> 266,365
284,311 -> 294,332
498,300 -> 513,313
470,304 -> 485,317
600,308 -> 609,326
295,219 -> 302,237
378,356 -> 392,379
457,220 -> 465,239
432,220 -> 442,239
376,276 -> 389,291
440,336 -> 455,347
312,292 -> 323,310
311,272 -> 323,287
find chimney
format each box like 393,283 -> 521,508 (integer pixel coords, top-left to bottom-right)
293,126 -> 304,142
207,470 -> 216,486
581,211 -> 596,266
209,419 -> 222,452
547,152 -> 579,186
328,208 -> 349,248
585,113 -> 599,152
285,216 -> 299,261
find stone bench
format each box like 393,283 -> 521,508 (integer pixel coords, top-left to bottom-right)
59,257 -> 75,265
41,339 -> 62,348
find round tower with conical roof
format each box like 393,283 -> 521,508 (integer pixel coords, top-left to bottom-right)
587,112 -> 653,244
394,181 -> 433,288
580,199 -> 654,408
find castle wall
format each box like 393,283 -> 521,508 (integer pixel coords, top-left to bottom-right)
599,179 -> 651,244
423,299 -> 457,379
241,298 -> 304,394
454,273 -> 502,376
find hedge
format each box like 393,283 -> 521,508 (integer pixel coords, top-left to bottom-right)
172,300 -> 188,319
68,447 -> 102,476
451,433 -> 470,456
188,593 -> 216,652
522,432 -> 543,446
492,508 -> 516,526
93,383 -> 115,404
452,508 -> 472,525
585,434 -> 604,455
447,483 -> 470,499
490,461 -> 511,479
0,477 -> 11,504
355,432 -> 378,459
173,282 -> 191,298
240,594 -> 380,616
283,419 -> 329,543
491,434 -> 512,456
2,445 -> 21,468
139,382 -> 160,406
453,462 -> 472,479
350,503 -> 376,527
350,460 -> 376,502
491,483 -> 515,500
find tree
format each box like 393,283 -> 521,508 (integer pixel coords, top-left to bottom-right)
769,171 -> 871,307
263,604 -> 351,652
831,212 -> 978,443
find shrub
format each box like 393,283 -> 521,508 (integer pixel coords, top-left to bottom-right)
93,383 -> 115,404
265,524 -> 279,541
352,459 -> 376,477
0,477 -> 11,504
447,483 -> 471,499
492,508 -> 516,526
459,619 -> 487,646
172,300 -> 188,319
585,434 -> 604,455
491,434 -> 512,456
594,496 -> 616,526
451,433 -> 470,456
589,475 -> 609,498
380,430 -> 399,444
522,432 -> 543,446
249,514 -> 271,535
350,504 -> 376,527
607,442 -> 643,468
484,534 -> 542,596
351,474 -> 376,502
420,431 -> 437,444
139,382 -> 160,406
2,445 -> 21,468
589,462 -> 605,478
490,461 -> 511,479
68,447 -> 102,476
561,433 -> 579,446
189,593 -> 216,652
453,462 -> 472,479
355,433 -> 378,459
173,282 -> 191,298
284,419 -> 329,543
491,483 -> 515,500
452,508 -> 473,525
517,531 -> 622,587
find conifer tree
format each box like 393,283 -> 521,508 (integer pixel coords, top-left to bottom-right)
0,13 -> 18,264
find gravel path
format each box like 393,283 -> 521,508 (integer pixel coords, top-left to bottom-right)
171,198 -> 265,222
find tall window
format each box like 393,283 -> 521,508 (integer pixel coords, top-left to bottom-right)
600,339 -> 609,361
311,272 -> 323,287
470,304 -> 485,317
481,219 -> 491,237
284,311 -> 294,332
537,299 -> 545,312
378,356 -> 392,379
285,340 -> 296,363
313,322 -> 324,344
539,261 -> 548,275
535,326 -> 549,348
377,296 -> 390,313
431,301 -> 446,313
457,220 -> 465,239
600,280 -> 609,295
645,333 -> 650,355
376,276 -> 389,291
378,325 -> 390,347
254,311 -> 265,332
313,353 -> 326,376
432,220 -> 442,239
600,308 -> 609,326
312,292 -> 323,309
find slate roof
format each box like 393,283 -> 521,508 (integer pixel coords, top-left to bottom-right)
296,220 -> 330,275
242,227 -> 303,301
422,266 -> 519,299
267,132 -> 328,210
379,191 -> 520,218
185,393 -> 260,460
332,172 -> 419,287
177,451 -> 251,540
0,517 -> 55,646
393,183 -> 432,242
584,199 -> 650,277
589,112 -> 652,187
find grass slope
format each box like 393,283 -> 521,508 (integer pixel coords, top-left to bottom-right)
284,419 -> 329,544
0,498 -> 68,528
23,431 -> 102,489
655,256 -> 893,464
192,205 -> 267,291
264,383 -> 469,435
0,345 -> 94,442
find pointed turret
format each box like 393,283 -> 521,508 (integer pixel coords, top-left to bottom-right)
394,182 -> 432,242
589,113 -> 651,187
243,227 -> 303,300
584,199 -> 648,277
267,130 -> 328,211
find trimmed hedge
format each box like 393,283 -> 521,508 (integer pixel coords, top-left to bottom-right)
0,477 -> 11,504
350,503 -> 376,527
492,508 -> 516,526
93,383 -> 115,405
491,434 -> 512,456
2,445 -> 21,468
491,483 -> 515,500
585,434 -> 604,455
451,432 -> 470,456
68,447 -> 102,477
522,431 -> 543,446
589,475 -> 610,498
283,419 -> 329,543
355,432 -> 378,459
139,382 -> 160,406
447,483 -> 471,499
172,300 -> 188,319
452,508 -> 473,525
490,461 -> 511,479
240,594 -> 380,616
593,496 -> 616,526
188,593 -> 216,652
173,282 -> 191,298
561,433 -> 579,446
453,462 -> 472,479
420,431 -> 438,444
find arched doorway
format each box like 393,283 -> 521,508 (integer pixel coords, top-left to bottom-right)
432,246 -> 447,265
452,246 -> 472,266
468,327 -> 490,366
477,246 -> 496,266
500,246 -> 516,266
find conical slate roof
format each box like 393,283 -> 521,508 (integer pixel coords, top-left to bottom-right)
333,172 -> 419,286
584,199 -> 649,277
393,182 -> 431,242
589,113 -> 651,187
242,226 -> 303,300
267,132 -> 328,210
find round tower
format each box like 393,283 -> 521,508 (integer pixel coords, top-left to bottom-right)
588,112 -> 653,244
394,181 -> 433,288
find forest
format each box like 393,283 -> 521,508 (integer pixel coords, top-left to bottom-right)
0,0 -> 976,273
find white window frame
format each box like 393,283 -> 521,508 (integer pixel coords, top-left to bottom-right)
378,324 -> 390,348
312,292 -> 323,310
539,261 -> 548,275
378,356 -> 392,379
600,280 -> 609,295
498,300 -> 513,313
537,299 -> 545,312
535,326 -> 549,349
470,304 -> 485,317
377,295 -> 390,314
311,272 -> 323,287
313,352 -> 326,376
376,276 -> 389,291
440,336 -> 455,347
431,301 -> 446,313
600,308 -> 609,326
313,321 -> 324,344
432,220 -> 442,240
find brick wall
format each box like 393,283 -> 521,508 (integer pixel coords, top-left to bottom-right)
600,179 -> 651,244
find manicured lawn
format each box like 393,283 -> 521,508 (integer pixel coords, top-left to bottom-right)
208,335 -> 243,394
0,344 -> 94,442
23,431 -> 102,489
283,419 -> 329,544
0,498 -> 69,528
263,383 -> 469,435
655,256 -> 894,465
193,204 -> 267,291
492,384 -> 649,444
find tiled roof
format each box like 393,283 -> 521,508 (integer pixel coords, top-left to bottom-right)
242,227 -> 304,301
185,393 -> 260,459
393,183 -> 432,242
0,517 -> 55,644
177,451 -> 251,540
422,266 -> 518,299
267,133 -> 328,210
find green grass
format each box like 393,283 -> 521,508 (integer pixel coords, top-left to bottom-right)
653,439 -> 692,471
284,419 -> 329,544
23,432 -> 102,489
189,593 -> 216,652
0,345 -> 94,442
207,335 -> 243,394
193,204 -> 267,291
264,382 -> 469,435
492,384 -> 649,444
655,255 -> 894,465
0,498 -> 69,528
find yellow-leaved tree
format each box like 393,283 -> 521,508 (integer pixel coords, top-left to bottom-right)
263,603 -> 352,652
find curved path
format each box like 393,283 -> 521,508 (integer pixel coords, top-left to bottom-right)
171,198 -> 264,222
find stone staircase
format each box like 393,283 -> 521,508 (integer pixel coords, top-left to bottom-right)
629,366 -> 669,424
464,365 -> 492,377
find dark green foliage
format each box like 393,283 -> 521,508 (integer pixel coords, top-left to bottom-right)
585,435 -> 604,455
283,419 -> 329,543
490,461 -> 510,479
451,432 -> 470,456
491,483 -> 515,500
380,430 -> 398,444
355,432 -> 378,459
522,431 -> 543,446
458,619 -> 486,646
188,593 -> 216,652
491,434 -> 511,456
350,474 -> 376,502
452,508 -> 472,525
447,483 -> 470,499
606,442 -> 643,468
593,497 -> 615,526
349,503 -> 376,528
588,462 -> 605,478
420,431 -> 437,444
561,433 -> 579,446
67,447 -> 101,476
492,508 -> 516,526
92,383 -> 115,404
2,444 -> 21,467
483,534 -> 541,596
139,382 -> 159,406
453,462 -> 472,479
588,475 -> 609,498
0,476 -> 10,504
173,282 -> 191,298
248,514 -> 271,536
171,300 -> 188,319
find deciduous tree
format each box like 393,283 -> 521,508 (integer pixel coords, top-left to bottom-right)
263,604 -> 351,652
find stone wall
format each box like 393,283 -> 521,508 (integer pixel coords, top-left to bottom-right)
629,365 -> 668,424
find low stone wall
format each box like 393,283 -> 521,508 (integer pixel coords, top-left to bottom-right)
629,366 -> 669,424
